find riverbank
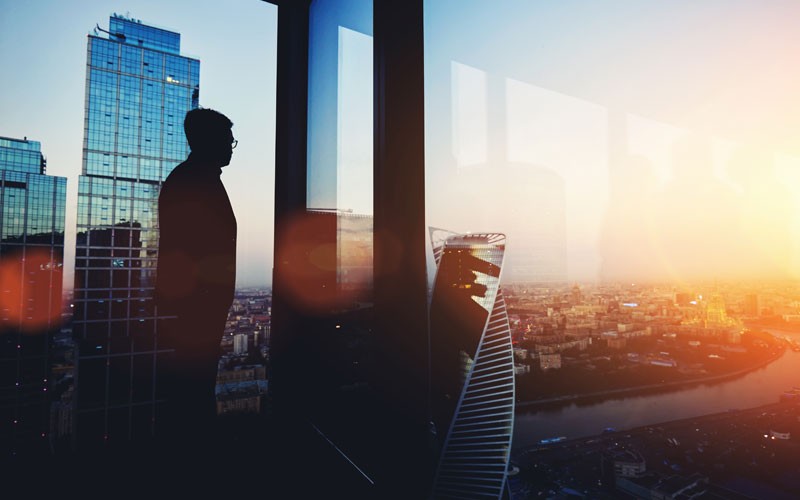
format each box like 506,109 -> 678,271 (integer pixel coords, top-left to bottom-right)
511,398 -> 800,500
746,320 -> 800,333
517,344 -> 786,410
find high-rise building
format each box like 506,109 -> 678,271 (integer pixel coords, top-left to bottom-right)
744,293 -> 759,317
71,14 -> 199,450
233,333 -> 248,355
0,137 -> 67,459
704,292 -> 736,328
429,231 -> 515,499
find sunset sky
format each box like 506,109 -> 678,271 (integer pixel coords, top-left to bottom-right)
4,0 -> 800,288
423,0 -> 800,284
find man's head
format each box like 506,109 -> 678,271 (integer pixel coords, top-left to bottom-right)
184,108 -> 235,167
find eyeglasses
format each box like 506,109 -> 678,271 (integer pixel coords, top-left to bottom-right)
231,139 -> 238,149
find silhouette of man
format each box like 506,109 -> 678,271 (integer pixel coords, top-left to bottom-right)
155,108 -> 237,452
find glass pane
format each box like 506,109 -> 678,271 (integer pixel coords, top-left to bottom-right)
425,1 -> 800,498
302,0 -> 375,310
299,0 -> 376,478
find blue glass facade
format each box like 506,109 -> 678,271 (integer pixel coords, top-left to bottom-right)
0,138 -> 48,175
0,136 -> 67,458
72,15 -> 199,448
109,16 -> 181,54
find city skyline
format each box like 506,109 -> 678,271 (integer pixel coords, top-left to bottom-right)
0,1 -> 277,288
5,2 -> 800,289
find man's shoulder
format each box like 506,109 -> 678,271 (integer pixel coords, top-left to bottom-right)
160,160 -> 200,200
163,159 -> 192,185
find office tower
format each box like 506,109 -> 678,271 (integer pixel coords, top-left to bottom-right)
744,293 -> 759,317
704,292 -> 736,328
233,333 -> 248,355
0,137 -> 67,459
71,14 -> 199,450
429,231 -> 515,499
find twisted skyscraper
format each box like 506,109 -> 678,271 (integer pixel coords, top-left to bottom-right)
429,231 -> 515,499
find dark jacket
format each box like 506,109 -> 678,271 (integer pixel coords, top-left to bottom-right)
155,154 -> 237,321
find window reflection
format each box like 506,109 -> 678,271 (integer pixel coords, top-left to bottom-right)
425,3 -> 800,496
425,0 -> 800,282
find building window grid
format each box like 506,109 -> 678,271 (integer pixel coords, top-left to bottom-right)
0,172 -> 64,246
74,22 -> 197,440
86,42 -> 195,180
2,184 -> 26,242
110,17 -> 181,55
26,177 -> 56,238
90,36 -> 196,86
120,45 -> 142,76
0,147 -> 42,175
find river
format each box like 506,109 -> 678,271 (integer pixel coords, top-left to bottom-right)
513,329 -> 800,449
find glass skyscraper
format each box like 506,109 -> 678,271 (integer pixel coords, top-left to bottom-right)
72,14 -> 199,450
429,231 -> 515,499
0,137 -> 67,459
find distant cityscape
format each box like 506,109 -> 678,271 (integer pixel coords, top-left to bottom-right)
48,286 -> 274,442
502,281 -> 800,499
505,281 -> 800,402
510,396 -> 800,499
43,280 -> 800,498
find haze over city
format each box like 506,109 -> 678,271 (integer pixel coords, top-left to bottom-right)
423,0 -> 800,284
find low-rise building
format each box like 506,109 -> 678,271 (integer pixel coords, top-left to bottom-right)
608,338 -> 627,350
605,449 -> 646,478
514,364 -> 530,376
233,333 -> 249,355
539,353 -> 562,370
216,380 -> 268,416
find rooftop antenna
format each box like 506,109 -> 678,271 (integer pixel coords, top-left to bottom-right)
95,23 -> 126,41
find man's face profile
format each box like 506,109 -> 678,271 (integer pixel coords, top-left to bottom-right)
184,108 -> 235,168
221,129 -> 234,167
201,127 -> 234,167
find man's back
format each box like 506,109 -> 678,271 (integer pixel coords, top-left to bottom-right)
156,155 -> 237,321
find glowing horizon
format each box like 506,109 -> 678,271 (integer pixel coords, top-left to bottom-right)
5,1 -> 800,289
